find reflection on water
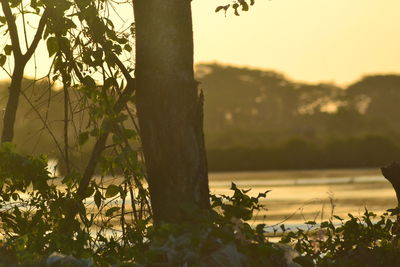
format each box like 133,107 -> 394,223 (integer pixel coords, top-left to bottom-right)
209,168 -> 397,227
70,168 -> 396,233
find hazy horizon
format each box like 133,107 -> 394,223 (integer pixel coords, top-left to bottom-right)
1,61 -> 399,88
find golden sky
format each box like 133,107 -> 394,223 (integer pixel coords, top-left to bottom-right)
192,0 -> 400,85
1,0 -> 399,86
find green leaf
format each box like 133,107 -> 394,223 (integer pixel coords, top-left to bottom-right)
321,221 -> 330,228
215,5 -> 230,14
233,3 -> 240,16
116,37 -> 128,45
124,44 -> 132,52
82,52 -> 93,65
4,45 -> 12,56
255,223 -> 265,235
78,131 -> 89,146
46,37 -> 59,57
11,193 -> 18,201
241,2 -> 249,11
105,184 -> 120,198
113,44 -> 122,55
105,206 -> 120,217
333,215 -> 344,221
30,0 -> 37,9
84,186 -> 95,198
83,76 -> 96,88
9,0 -> 20,8
215,6 -> 223,13
0,54 -> 6,66
94,190 -> 102,209
124,129 -> 137,139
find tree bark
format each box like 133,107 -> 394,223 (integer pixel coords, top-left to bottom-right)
134,0 -> 210,224
1,62 -> 24,143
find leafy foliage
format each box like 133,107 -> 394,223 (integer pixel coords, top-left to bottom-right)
281,209 -> 400,266
0,143 -> 151,265
0,157 -> 285,266
1,148 -> 400,266
1,1 -> 400,266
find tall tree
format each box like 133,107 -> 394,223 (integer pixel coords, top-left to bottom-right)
134,0 -> 210,223
0,2 -> 48,143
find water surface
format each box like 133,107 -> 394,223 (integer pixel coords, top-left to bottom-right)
208,168 -> 396,229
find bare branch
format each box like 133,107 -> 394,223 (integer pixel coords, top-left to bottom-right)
20,90 -> 66,163
24,9 -> 49,61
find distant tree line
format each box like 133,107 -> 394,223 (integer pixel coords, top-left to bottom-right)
200,64 -> 400,171
208,135 -> 400,171
2,63 -> 400,172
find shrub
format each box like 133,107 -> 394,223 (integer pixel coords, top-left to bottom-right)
281,209 -> 400,266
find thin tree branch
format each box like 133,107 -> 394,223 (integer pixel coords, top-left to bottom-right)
20,3 -> 29,51
63,79 -> 70,175
76,78 -> 136,199
1,5 -> 48,142
20,90 -> 66,163
74,2 -> 134,83
1,0 -> 22,58
24,9 -> 49,61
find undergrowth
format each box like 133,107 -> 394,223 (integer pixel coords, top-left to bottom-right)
0,144 -> 399,266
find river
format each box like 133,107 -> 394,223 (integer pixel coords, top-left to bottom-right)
208,168 -> 397,230
55,167 -> 396,233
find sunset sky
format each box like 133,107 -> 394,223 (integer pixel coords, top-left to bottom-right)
1,0 -> 399,86
192,0 -> 400,85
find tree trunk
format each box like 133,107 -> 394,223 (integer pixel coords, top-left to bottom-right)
1,61 -> 24,143
134,0 -> 210,224
0,3 -> 48,144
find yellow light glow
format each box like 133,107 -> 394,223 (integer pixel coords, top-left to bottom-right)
1,0 -> 399,85
192,0 -> 400,85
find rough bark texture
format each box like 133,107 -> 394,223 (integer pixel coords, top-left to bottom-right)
134,0 -> 210,224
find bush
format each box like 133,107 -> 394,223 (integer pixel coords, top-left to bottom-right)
0,146 -> 288,266
1,144 -> 399,266
281,209 -> 400,266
